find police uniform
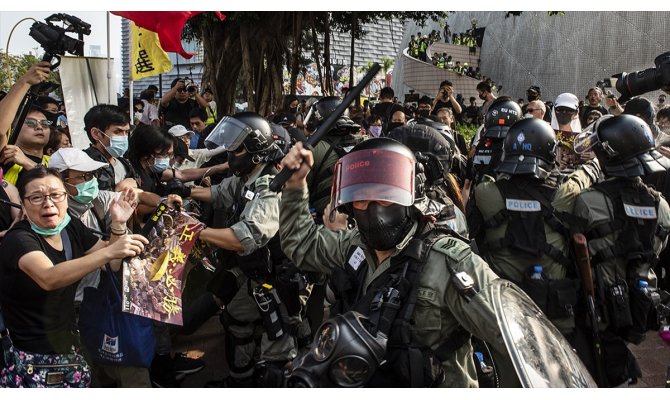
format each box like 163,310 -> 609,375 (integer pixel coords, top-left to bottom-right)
208,165 -> 299,383
279,185 -> 519,387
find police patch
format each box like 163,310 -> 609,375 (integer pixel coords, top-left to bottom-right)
517,132 -> 525,143
433,237 -> 470,263
416,287 -> 436,302
623,203 -> 657,219
506,198 -> 541,212
254,175 -> 271,188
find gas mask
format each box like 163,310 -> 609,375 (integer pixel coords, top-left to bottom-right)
287,311 -> 387,388
353,202 -> 414,251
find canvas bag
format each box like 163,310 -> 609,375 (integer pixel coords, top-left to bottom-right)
78,264 -> 156,368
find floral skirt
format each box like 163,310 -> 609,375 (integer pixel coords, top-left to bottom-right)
1,342 -> 91,388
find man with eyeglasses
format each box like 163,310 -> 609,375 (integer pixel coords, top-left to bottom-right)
83,104 -> 137,192
524,99 -> 546,120
0,62 -> 54,185
159,77 -> 209,129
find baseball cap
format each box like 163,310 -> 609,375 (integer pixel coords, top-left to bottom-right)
49,148 -> 107,172
272,112 -> 296,126
554,93 -> 579,110
168,125 -> 194,137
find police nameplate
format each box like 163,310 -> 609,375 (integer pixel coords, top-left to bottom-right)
473,155 -> 491,165
506,198 -> 541,212
348,247 -> 366,271
623,203 -> 657,219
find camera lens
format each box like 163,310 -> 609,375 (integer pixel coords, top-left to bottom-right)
616,68 -> 661,102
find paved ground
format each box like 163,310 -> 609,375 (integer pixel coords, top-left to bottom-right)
172,313 -> 670,388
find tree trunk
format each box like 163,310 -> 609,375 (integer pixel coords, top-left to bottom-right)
200,19 -> 242,117
323,13 -> 332,96
349,13 -> 356,101
289,13 -> 303,96
311,25 -> 325,95
239,25 -> 256,112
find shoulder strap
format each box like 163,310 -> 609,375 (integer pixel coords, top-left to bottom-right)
60,228 -> 73,261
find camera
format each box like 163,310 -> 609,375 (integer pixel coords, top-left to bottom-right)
183,78 -> 197,94
29,13 -> 91,66
613,51 -> 670,102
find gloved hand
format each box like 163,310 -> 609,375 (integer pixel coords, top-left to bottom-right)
165,178 -> 191,198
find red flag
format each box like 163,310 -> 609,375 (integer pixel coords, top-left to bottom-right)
111,11 -> 225,59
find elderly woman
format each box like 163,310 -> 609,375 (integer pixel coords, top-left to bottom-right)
0,167 -> 148,388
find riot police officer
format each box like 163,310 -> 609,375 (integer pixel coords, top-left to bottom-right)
278,137 -> 526,387
190,112 -> 299,387
471,118 -> 601,334
572,114 -> 670,386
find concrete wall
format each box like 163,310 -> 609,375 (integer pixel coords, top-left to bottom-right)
394,11 -> 670,105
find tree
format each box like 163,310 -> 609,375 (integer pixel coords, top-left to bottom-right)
184,11 -> 447,116
0,51 -> 59,94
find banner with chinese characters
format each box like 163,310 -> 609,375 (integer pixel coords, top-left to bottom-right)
130,22 -> 172,81
122,204 -> 205,325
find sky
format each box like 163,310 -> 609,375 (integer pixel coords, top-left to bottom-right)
0,11 -> 123,91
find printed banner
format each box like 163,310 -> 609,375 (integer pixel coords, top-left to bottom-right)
122,204 -> 205,325
131,22 -> 172,81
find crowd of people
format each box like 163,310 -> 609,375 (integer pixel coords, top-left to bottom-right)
0,58 -> 668,389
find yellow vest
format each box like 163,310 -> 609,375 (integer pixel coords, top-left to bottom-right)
3,154 -> 50,185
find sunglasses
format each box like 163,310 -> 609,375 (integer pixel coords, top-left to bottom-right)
526,108 -> 540,113
554,107 -> 576,113
24,118 -> 52,128
176,88 -> 187,93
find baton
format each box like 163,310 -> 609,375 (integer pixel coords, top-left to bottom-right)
269,63 -> 382,192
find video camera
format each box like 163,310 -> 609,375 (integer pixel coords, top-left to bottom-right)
604,51 -> 670,103
29,13 -> 91,68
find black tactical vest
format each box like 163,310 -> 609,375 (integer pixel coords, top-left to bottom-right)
471,137 -> 505,184
481,177 -> 572,267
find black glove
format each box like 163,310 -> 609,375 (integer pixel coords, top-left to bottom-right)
165,178 -> 192,198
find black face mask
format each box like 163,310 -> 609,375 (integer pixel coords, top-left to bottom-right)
353,203 -> 414,251
289,107 -> 298,114
478,93 -> 487,101
227,151 -> 256,176
418,109 -> 431,118
555,112 -> 574,126
387,122 -> 404,132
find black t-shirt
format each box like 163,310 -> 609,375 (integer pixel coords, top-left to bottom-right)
162,98 -> 200,128
0,184 -> 13,234
0,218 -> 98,353
431,98 -> 456,116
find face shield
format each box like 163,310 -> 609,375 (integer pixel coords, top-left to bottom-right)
330,148 -> 415,215
573,114 -> 614,154
203,116 -> 256,151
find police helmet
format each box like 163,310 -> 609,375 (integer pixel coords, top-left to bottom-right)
204,112 -> 277,159
496,118 -> 558,180
330,137 -> 417,213
388,124 -> 454,185
304,96 -> 349,132
484,97 -> 522,139
574,114 -> 670,177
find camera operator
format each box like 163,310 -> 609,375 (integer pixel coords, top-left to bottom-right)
159,77 -> 208,129
0,61 -> 53,185
431,80 -> 462,117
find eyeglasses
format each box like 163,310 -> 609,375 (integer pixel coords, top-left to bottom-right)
526,108 -> 540,113
64,171 -> 98,183
24,118 -> 52,129
176,88 -> 187,93
24,191 -> 67,205
555,107 -> 576,113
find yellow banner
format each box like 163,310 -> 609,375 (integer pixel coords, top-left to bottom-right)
130,22 -> 172,81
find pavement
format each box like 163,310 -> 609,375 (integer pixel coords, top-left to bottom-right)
172,313 -> 670,388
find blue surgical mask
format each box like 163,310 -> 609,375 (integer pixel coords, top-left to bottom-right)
104,133 -> 129,158
150,156 -> 170,173
29,213 -> 71,236
71,179 -> 99,204
369,126 -> 382,137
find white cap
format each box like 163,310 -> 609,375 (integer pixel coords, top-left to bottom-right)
554,93 -> 579,110
48,147 -> 107,172
168,124 -> 193,137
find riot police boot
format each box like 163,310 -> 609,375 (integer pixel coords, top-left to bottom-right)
253,360 -> 288,387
